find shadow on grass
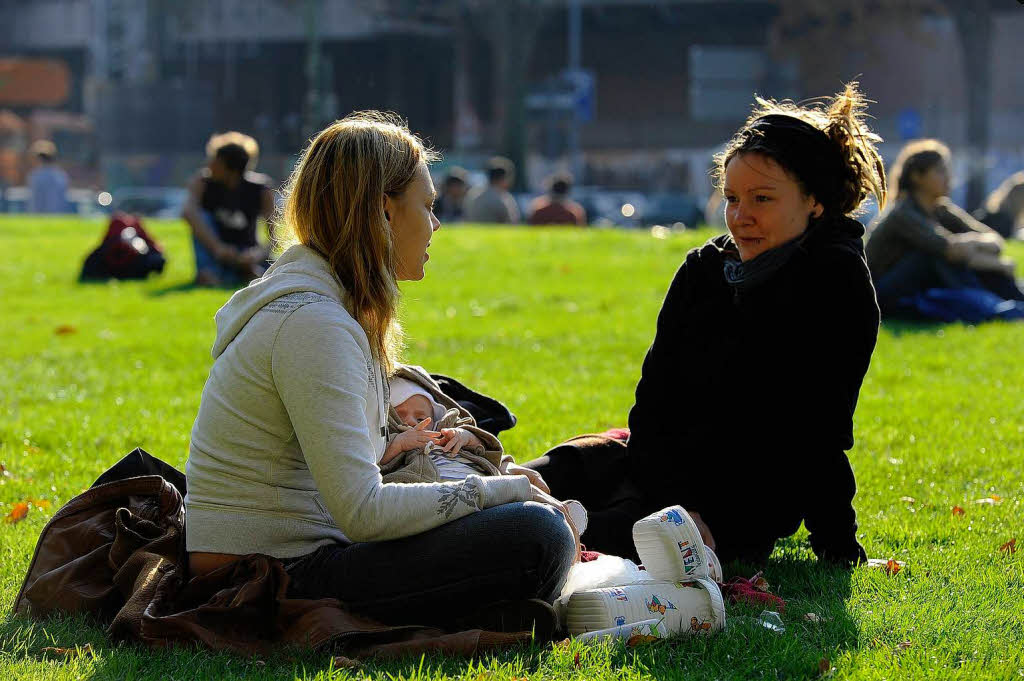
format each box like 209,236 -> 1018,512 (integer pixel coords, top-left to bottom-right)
2,547 -> 860,680
881,318 -> 948,336
147,280 -> 237,297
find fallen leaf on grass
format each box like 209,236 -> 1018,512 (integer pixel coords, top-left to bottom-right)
804,613 -> 832,623
331,656 -> 360,669
896,641 -> 913,650
0,463 -> 9,477
5,502 -> 29,524
975,495 -> 1002,505
866,558 -> 904,575
573,651 -> 581,668
54,325 -> 77,335
818,657 -> 832,676
4,499 -> 50,524
1000,538 -> 1017,554
951,505 -> 965,516
750,571 -> 770,592
41,643 -> 94,659
899,496 -> 916,504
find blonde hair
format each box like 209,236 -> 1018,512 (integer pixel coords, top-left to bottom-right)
205,131 -> 260,170
890,139 -> 950,196
983,170 -> 1024,219
714,82 -> 887,217
275,111 -> 438,373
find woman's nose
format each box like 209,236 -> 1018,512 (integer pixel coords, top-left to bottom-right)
731,201 -> 753,225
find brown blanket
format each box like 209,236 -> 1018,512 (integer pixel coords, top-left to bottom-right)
12,450 -> 528,659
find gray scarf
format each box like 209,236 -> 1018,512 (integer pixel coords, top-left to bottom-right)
722,226 -> 815,294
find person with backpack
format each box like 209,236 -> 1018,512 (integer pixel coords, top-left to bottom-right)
182,132 -> 276,287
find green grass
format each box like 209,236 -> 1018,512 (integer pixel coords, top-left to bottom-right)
1,215 -> 1023,680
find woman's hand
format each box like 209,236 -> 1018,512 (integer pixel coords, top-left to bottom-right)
687,511 -> 717,551
530,485 -> 581,563
381,418 -> 441,465
504,463 -> 550,494
437,427 -> 482,454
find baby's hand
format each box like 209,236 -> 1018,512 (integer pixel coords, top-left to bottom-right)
437,427 -> 482,455
381,418 -> 441,464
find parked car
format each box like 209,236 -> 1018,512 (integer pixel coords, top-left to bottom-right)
106,187 -> 187,218
0,185 -> 103,215
639,192 -> 703,229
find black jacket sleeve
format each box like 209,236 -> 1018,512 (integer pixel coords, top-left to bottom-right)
627,256 -> 713,514
798,249 -> 878,564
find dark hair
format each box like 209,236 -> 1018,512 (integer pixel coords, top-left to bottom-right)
444,166 -> 468,187
890,139 -> 950,195
549,173 -> 572,196
29,139 -> 57,162
713,82 -> 887,218
486,156 -> 514,183
215,143 -> 251,174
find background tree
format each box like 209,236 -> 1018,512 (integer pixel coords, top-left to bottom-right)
770,0 -> 1001,210
371,0 -> 559,189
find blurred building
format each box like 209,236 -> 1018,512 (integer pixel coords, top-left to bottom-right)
2,0 -> 1023,199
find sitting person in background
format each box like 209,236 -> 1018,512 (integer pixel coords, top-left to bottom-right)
463,156 -> 520,224
27,140 -> 69,214
974,171 -> 1024,239
527,174 -> 587,226
434,166 -> 469,223
866,139 -> 1023,314
182,131 -> 276,286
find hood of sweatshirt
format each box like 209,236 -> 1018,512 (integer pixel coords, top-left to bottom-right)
211,244 -> 346,358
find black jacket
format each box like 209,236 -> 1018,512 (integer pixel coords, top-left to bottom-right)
627,216 -> 878,565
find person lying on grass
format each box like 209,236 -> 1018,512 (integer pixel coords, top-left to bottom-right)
526,82 -> 887,569
184,112 -> 577,638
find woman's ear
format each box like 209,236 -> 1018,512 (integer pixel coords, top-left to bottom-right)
382,195 -> 394,223
807,195 -> 824,219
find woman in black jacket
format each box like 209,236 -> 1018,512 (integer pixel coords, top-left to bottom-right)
527,84 -> 886,568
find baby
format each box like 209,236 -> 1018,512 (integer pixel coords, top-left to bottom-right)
384,376 -> 488,481
382,366 -> 587,538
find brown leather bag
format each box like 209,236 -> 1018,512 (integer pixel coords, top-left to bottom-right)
12,449 -> 529,657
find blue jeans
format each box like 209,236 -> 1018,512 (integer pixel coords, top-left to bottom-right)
874,251 -> 1024,313
192,211 -> 244,284
282,502 -> 575,629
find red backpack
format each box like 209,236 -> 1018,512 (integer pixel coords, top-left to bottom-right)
80,213 -> 166,280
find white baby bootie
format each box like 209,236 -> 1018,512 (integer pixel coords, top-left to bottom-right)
633,506 -> 716,581
565,578 -> 725,636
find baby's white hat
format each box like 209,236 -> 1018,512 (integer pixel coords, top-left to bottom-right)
389,377 -> 445,422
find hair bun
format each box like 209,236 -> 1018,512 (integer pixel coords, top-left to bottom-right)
714,81 -> 887,218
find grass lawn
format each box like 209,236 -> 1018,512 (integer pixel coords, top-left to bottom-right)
1,215 -> 1023,680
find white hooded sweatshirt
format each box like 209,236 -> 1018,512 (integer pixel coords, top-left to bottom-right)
184,244 -> 531,557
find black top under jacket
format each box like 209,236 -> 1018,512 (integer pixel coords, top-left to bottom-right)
200,171 -> 269,249
627,215 -> 879,565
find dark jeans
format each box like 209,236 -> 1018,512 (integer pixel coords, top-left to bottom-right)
522,442 -> 659,563
523,441 -> 777,568
283,502 -> 575,629
874,251 -> 1024,312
